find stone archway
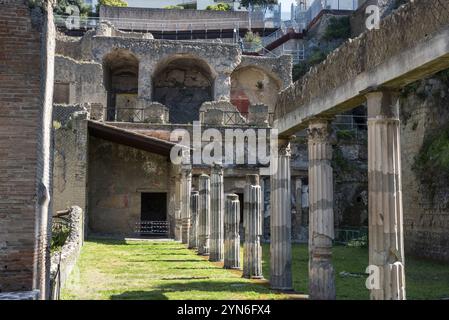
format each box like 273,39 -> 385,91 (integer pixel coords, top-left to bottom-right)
103,49 -> 139,121
152,56 -> 214,124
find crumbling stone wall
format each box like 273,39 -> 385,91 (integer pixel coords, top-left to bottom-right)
53,109 -> 89,224
400,73 -> 449,262
0,1 -> 55,298
54,56 -> 106,108
88,136 -> 171,236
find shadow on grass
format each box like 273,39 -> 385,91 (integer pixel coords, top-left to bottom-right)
110,280 -> 275,300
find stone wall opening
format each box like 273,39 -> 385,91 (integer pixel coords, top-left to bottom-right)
153,56 -> 214,124
230,66 -> 281,114
103,50 -> 139,121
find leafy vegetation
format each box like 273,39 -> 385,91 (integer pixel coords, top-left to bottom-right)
322,16 -> 351,41
54,0 -> 92,17
292,48 -> 329,81
63,239 -> 449,300
206,3 -> 231,11
240,0 -> 278,10
164,5 -> 184,10
413,123 -> 449,188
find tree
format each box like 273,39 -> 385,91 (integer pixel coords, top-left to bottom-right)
206,3 -> 231,11
240,0 -> 278,10
96,0 -> 128,13
54,0 -> 92,17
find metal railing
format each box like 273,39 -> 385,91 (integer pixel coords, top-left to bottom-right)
200,111 -> 275,127
55,14 -> 251,33
294,0 -> 358,30
135,221 -> 169,236
333,114 -> 367,140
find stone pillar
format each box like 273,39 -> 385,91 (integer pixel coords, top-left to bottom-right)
295,178 -> 303,227
138,61 -> 153,100
224,194 -> 241,269
198,174 -> 211,255
189,191 -> 199,249
243,174 -> 263,279
366,90 -> 406,300
307,119 -> 336,300
214,73 -> 231,101
209,163 -> 224,262
174,171 -> 183,241
181,167 -> 192,245
270,139 -> 293,289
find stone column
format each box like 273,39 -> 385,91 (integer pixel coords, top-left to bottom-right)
174,172 -> 183,242
243,174 -> 263,279
189,191 -> 199,249
138,61 -> 153,100
307,119 -> 335,300
295,178 -> 303,228
224,194 -> 241,269
214,73 -> 231,101
198,174 -> 210,255
181,167 -> 192,245
366,90 -> 406,300
270,139 -> 293,289
209,163 -> 224,262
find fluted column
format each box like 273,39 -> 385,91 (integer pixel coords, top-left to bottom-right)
174,173 -> 182,242
209,163 -> 224,262
198,174 -> 210,255
224,194 -> 241,269
270,139 -> 292,289
189,191 -> 199,249
366,90 -> 406,300
307,119 -> 335,300
244,174 -> 263,279
181,167 -> 192,245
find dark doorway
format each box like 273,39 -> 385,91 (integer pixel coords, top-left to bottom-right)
139,193 -> 168,237
141,193 -> 167,221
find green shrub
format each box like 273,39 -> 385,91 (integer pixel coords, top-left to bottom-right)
413,124 -> 449,182
206,3 -> 231,11
164,5 -> 184,9
337,130 -> 356,140
322,16 -> 351,41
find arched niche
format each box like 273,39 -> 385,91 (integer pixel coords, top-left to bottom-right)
230,66 -> 282,114
153,55 -> 215,124
103,49 -> 139,120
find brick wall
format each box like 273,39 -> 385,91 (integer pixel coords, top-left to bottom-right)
0,1 -> 55,297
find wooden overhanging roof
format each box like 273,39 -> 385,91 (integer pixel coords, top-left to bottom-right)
88,121 -> 177,157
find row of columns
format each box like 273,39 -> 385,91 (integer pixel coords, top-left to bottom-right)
176,90 -> 405,300
268,89 -> 405,300
179,163 -> 264,280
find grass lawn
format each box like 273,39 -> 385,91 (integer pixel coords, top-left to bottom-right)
62,239 -> 449,300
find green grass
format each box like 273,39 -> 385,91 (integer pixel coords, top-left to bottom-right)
61,239 -> 292,300
62,239 -> 449,300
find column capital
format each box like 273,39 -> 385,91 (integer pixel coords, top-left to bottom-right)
363,88 -> 400,119
307,119 -> 332,144
211,162 -> 223,174
277,137 -> 294,157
